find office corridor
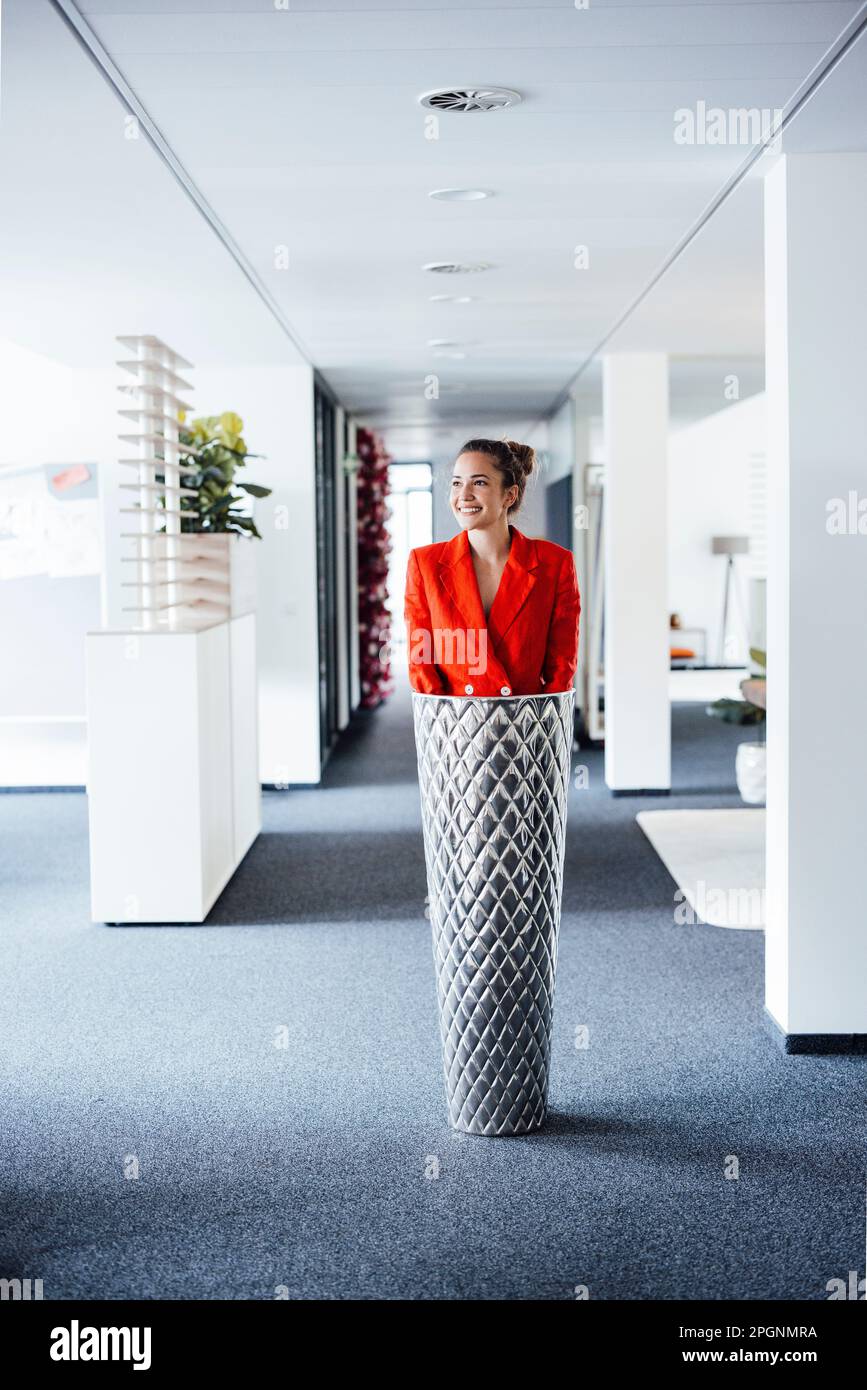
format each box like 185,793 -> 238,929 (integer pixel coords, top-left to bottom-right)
1,687 -> 863,1300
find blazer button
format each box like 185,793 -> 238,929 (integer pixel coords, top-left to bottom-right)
500,685 -> 511,696
464,683 -> 474,694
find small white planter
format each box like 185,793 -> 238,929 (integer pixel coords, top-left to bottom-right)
736,742 -> 766,805
227,533 -> 257,618
172,532 -> 257,626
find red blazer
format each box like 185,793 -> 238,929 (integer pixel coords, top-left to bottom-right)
404,524 -> 580,697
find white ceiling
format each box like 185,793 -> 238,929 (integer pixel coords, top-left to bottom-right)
2,0 -> 866,458
0,2 -> 302,370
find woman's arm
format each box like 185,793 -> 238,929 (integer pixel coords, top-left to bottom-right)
404,549 -> 446,694
541,551 -> 581,692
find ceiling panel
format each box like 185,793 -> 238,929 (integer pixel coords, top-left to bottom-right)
5,0 -> 866,451
83,3 -> 856,51
102,43 -> 832,86
132,109 -> 792,169
0,0 -> 304,368
75,0 -> 864,12
140,77 -> 798,113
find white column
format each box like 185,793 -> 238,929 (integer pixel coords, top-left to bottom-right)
572,410 -> 592,706
764,154 -> 867,1039
192,362 -> 320,786
602,353 -> 670,792
254,364 -> 319,786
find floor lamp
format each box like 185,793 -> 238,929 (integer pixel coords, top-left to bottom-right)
712,535 -> 750,664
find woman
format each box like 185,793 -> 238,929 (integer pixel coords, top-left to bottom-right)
404,437 -> 580,696
407,438 -> 580,1136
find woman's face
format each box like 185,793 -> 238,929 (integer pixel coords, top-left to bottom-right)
450,451 -> 518,532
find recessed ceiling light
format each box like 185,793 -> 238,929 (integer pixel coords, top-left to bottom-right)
429,294 -> 476,303
428,188 -> 492,202
419,87 -> 522,114
422,261 -> 491,274
427,338 -> 470,347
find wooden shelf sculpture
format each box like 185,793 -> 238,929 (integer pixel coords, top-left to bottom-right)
116,337 -> 248,630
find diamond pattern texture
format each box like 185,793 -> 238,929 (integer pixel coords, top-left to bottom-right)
412,692 -> 574,1136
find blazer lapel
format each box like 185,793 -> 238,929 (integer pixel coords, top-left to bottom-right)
436,528 -> 487,632
487,526 -> 538,648
435,525 -> 536,689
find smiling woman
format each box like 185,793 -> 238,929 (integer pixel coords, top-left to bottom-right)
408,433 -> 579,1136
450,437 -> 535,619
404,437 -> 580,698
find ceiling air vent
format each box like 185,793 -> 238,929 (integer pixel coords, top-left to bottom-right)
422,261 -> 491,274
418,87 -> 522,114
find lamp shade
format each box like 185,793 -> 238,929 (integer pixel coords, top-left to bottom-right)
711,535 -> 750,556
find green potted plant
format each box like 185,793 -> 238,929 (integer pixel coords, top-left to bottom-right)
153,411 -> 271,622
706,647 -> 766,804
154,411 -> 270,623
177,411 -> 271,536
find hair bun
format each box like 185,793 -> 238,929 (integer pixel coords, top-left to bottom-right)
505,440 -> 536,479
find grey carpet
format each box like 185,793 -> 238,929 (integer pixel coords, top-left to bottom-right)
0,685 -> 863,1300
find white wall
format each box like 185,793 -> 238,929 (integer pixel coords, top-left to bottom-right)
0,341 -> 116,785
540,393 -> 762,712
1,344 -> 321,788
603,353 -> 671,792
544,398 -> 575,488
668,392 -> 766,667
763,153 -> 867,1035
190,364 -> 320,786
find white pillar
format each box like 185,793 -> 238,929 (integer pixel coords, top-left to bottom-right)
573,410 -> 592,708
258,364 -> 319,786
602,353 -> 671,792
192,362 -> 320,786
764,154 -> 867,1041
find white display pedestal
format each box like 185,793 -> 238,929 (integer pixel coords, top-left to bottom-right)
86,614 -> 261,923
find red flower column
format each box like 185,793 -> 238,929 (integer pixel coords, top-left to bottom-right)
356,427 -> 394,708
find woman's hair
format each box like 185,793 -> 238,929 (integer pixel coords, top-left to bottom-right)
456,437 -> 536,514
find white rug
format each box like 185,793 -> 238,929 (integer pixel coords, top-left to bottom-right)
636,808 -> 766,930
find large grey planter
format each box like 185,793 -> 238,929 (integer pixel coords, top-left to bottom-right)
412,690 -> 574,1136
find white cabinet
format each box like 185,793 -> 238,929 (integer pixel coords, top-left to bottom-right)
86,614 -> 261,923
